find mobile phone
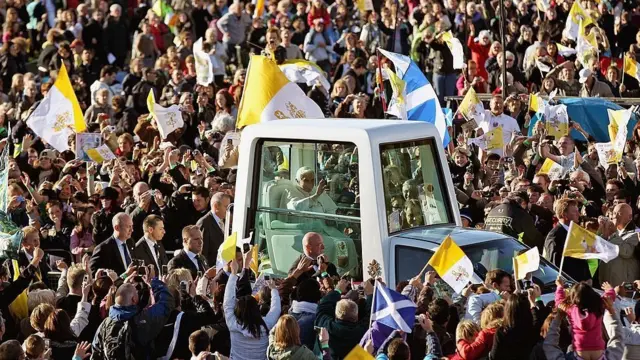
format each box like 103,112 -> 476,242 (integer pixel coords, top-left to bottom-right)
44,339 -> 50,349
197,271 -> 203,278
624,283 -> 635,291
138,266 -> 147,275
264,274 -> 271,281
180,280 -> 188,292
162,265 -> 168,275
227,139 -> 233,146
83,274 -> 89,283
313,326 -> 322,334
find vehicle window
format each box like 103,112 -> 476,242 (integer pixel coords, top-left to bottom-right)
381,138 -> 453,234
252,140 -> 363,280
395,240 -> 567,294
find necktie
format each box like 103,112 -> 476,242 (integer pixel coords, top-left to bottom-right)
196,255 -> 205,272
122,243 -> 131,267
153,244 -> 160,260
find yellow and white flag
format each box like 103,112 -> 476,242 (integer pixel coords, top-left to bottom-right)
237,55 -> 325,128
193,38 -> 214,86
427,235 -> 473,293
536,0 -> 551,12
26,63 -> 86,152
459,87 -> 484,123
564,1 -> 594,40
544,104 -> 569,139
356,0 -> 374,13
385,67 -> 407,120
439,31 -> 464,69
576,22 -> 598,67
147,90 -> 184,139
556,43 -> 577,57
528,93 -> 546,113
253,0 -> 265,17
538,158 -> 564,180
624,56 -> 640,82
564,222 -> 618,262
86,144 -> 116,163
514,247 -> 540,280
467,127 -> 503,151
279,59 -> 331,91
608,108 -> 631,160
594,142 -> 619,169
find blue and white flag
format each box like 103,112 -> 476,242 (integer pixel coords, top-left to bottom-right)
371,282 -> 417,333
379,49 -> 449,146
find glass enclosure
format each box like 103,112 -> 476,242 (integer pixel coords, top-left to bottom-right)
380,138 -> 453,234
252,140 -> 363,280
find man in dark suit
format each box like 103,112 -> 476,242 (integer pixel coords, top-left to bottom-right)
197,193 -> 231,266
168,225 -> 209,279
288,232 -> 339,284
90,212 -> 136,275
133,215 -> 169,275
543,199 -> 591,282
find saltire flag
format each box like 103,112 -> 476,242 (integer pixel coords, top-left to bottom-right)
378,49 -> 449,146
371,282 -> 417,332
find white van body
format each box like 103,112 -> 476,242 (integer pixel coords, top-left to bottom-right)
230,119 -> 592,302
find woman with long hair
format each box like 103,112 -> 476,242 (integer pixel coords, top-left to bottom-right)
70,206 -> 95,263
224,259 -> 281,360
488,289 -> 545,359
267,315 -> 331,360
43,309 -> 79,359
214,89 -> 237,121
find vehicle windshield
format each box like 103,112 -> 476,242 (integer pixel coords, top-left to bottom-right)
396,239 -> 572,295
380,138 -> 453,234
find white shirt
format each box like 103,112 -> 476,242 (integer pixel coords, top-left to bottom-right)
22,248 -> 33,262
186,250 -> 201,270
114,238 -> 131,268
144,237 -> 159,268
479,110 -> 521,156
211,211 -> 224,230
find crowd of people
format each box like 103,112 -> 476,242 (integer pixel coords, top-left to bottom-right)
0,0 -> 640,358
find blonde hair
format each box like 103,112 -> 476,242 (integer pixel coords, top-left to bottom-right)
273,315 -> 301,349
67,263 -> 87,290
456,320 -> 480,342
22,226 -> 39,241
480,302 -> 504,329
166,268 -> 193,289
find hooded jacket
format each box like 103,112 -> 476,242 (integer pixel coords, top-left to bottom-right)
267,342 -> 317,360
91,279 -> 175,360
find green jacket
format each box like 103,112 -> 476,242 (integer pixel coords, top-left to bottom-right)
267,343 -> 317,360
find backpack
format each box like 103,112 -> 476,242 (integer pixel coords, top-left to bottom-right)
98,317 -> 137,360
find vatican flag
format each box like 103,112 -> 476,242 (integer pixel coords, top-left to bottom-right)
538,158 -> 564,180
528,93 -> 546,113
544,104 -> 569,139
193,38 -> 213,86
385,67 -> 408,120
624,56 -> 640,82
427,236 -> 473,293
237,55 -> 325,128
439,31 -> 464,69
26,63 -> 86,152
147,90 -> 184,139
514,247 -> 540,280
279,59 -> 331,91
608,108 -> 631,160
458,87 -> 484,123
564,222 -> 618,263
86,144 -> 116,163
467,127 -> 503,151
564,1 -> 594,40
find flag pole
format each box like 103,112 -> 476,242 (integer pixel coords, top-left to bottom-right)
369,280 -> 378,327
376,50 -> 388,113
558,222 -> 572,276
622,53 -> 626,85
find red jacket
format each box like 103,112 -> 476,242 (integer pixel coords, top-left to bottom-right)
307,7 -> 331,28
450,328 -> 497,360
467,36 -> 490,80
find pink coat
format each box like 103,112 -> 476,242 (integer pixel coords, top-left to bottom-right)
555,285 -> 615,351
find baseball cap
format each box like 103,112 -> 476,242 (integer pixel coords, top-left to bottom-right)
578,68 -> 592,84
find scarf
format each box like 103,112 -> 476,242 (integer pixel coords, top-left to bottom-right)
290,301 -> 317,314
